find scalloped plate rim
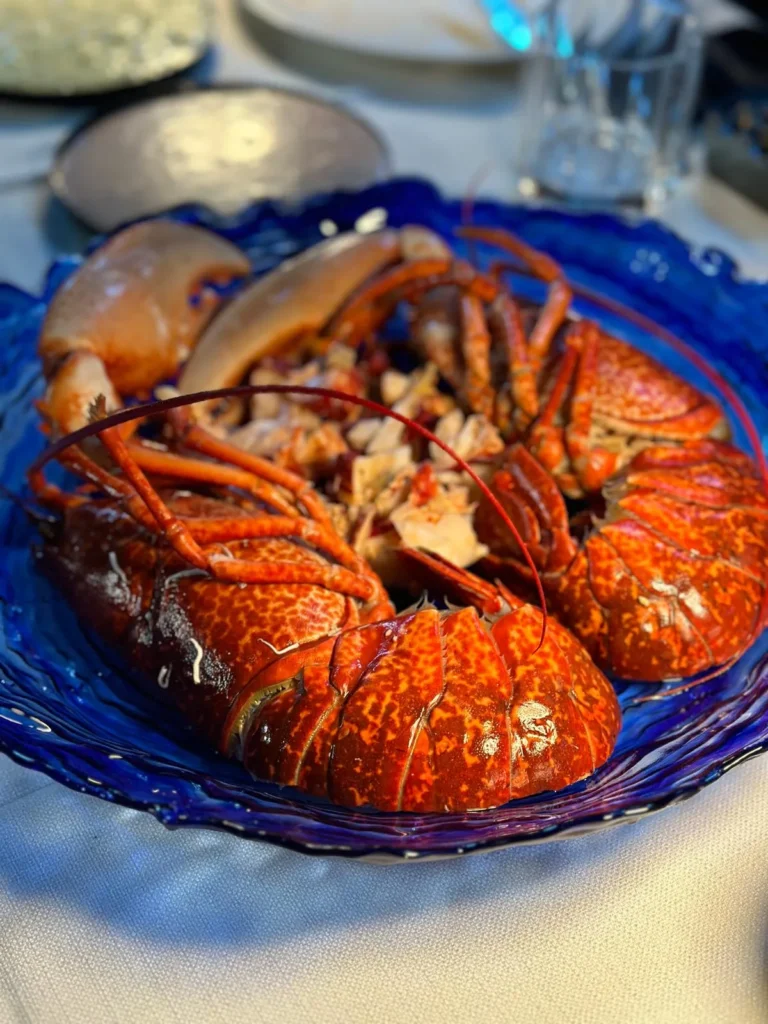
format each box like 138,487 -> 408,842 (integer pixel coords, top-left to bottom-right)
1,176 -> 767,860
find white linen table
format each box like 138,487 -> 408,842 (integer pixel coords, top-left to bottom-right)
1,3 -> 768,1023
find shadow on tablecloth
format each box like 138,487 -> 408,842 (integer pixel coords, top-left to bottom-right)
0,759 -> 640,949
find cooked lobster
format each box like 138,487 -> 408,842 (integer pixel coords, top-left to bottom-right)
475,441 -> 768,681
28,212 -> 768,817
29,390 -> 620,813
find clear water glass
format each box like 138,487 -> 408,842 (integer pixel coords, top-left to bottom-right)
512,0 -> 704,208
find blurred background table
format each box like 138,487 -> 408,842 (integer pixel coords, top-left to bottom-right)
1,2 -> 768,1022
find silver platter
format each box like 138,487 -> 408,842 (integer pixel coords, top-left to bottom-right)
50,85 -> 392,231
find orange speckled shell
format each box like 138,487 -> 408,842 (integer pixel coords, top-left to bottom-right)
45,491 -> 619,812
553,440 -> 768,680
233,603 -> 619,812
589,336 -> 726,440
45,494 -> 378,744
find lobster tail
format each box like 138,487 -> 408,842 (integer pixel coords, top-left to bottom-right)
224,603 -> 619,813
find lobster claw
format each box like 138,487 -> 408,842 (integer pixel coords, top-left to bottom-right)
39,220 -> 251,433
177,226 -> 452,416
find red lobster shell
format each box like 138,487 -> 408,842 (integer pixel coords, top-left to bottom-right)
477,440 -> 768,681
35,418 -> 620,813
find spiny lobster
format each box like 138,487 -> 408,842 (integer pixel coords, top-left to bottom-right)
29,214 -> 768,816
29,386 -> 620,813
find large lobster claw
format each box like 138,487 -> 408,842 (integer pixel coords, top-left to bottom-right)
39,220 -> 251,433
177,227 -> 450,405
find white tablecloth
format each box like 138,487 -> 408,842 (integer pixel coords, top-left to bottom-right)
2,3 -> 768,1023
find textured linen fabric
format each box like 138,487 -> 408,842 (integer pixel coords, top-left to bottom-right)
1,2 -> 768,1022
1,755 -> 768,1024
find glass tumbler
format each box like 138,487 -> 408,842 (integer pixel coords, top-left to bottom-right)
513,0 -> 704,207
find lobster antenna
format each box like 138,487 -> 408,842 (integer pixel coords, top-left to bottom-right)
631,658 -> 742,703
29,384 -> 549,649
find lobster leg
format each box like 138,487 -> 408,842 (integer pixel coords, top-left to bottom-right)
97,426 -> 210,569
182,514 -> 389,611
27,465 -> 87,511
126,443 -> 299,518
457,226 -> 572,371
200,558 -> 377,599
168,408 -> 333,528
29,443 -> 173,533
527,331 -> 581,495
329,259 -> 500,349
410,285 -> 463,388
181,514 -> 375,577
96,426 -> 381,602
459,294 -> 494,419
563,321 -> 620,494
328,258 -> 454,346
400,547 -> 507,616
489,292 -> 539,434
474,469 -> 549,569
398,265 -> 499,306
503,446 -> 577,575
475,445 -> 578,578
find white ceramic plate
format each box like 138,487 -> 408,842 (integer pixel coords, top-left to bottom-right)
243,0 -> 515,63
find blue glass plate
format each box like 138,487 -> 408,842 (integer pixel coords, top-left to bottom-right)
1,179 -> 767,861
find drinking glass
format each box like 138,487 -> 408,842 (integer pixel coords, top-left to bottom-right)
511,0 -> 704,208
